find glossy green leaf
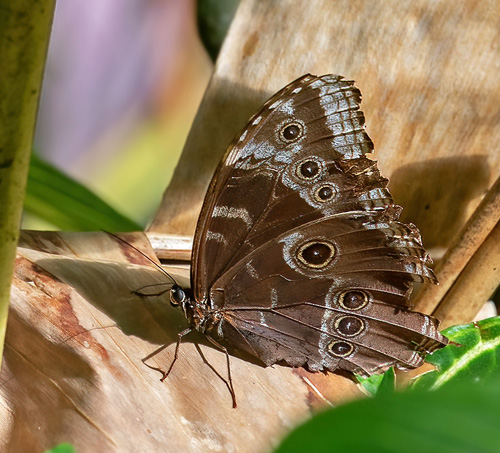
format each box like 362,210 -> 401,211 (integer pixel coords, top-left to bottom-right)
197,0 -> 240,61
412,316 -> 500,391
275,379 -> 500,453
44,444 -> 76,453
25,153 -> 142,231
357,367 -> 395,396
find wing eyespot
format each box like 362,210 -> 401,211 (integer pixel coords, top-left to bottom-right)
279,121 -> 303,142
295,158 -> 324,181
338,290 -> 370,311
328,341 -> 354,357
334,315 -> 365,337
314,184 -> 337,202
297,241 -> 335,268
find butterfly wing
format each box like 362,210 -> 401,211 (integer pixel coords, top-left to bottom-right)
192,74 -> 447,375
193,74 -> 375,299
212,212 -> 444,375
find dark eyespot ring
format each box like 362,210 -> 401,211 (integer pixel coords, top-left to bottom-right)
338,290 -> 369,311
314,184 -> 336,202
280,122 -> 303,142
328,341 -> 354,357
296,159 -> 322,180
297,241 -> 335,269
334,316 -> 365,337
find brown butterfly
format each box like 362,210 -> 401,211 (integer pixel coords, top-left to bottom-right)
150,74 -> 447,406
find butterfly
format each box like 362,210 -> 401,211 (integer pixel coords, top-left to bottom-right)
150,74 -> 447,406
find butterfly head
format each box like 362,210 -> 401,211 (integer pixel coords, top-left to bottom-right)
169,284 -> 187,307
169,284 -> 210,331
169,284 -> 193,318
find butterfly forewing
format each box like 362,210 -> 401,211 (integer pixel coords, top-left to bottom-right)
191,74 -> 447,376
193,75 -> 374,297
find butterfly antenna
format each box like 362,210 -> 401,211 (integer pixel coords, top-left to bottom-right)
102,230 -> 178,286
60,323 -> 119,345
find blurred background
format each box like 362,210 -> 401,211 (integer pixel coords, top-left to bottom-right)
26,0 -> 214,230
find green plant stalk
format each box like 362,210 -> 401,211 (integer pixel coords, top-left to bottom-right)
0,0 -> 56,366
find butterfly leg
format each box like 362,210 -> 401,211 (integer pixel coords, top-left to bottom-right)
142,327 -> 192,381
202,336 -> 237,409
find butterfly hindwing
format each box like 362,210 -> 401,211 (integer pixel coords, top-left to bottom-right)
212,213 -> 441,374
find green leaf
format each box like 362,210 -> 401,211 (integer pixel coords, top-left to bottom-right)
275,379 -> 500,453
25,153 -> 142,231
44,444 -> 76,453
412,316 -> 500,391
197,0 -> 240,61
357,367 -> 395,396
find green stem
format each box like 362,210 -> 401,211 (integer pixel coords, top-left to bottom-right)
0,0 -> 56,366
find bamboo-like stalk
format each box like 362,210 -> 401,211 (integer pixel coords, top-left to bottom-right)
0,0 -> 56,366
414,176 -> 500,324
434,221 -> 500,329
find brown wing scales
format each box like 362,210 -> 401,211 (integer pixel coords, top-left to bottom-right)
191,74 -> 448,376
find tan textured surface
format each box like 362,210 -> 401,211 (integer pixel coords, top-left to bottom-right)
151,0 -> 500,252
2,231 -> 359,453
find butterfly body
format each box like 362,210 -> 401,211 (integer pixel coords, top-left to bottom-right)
173,74 -> 447,378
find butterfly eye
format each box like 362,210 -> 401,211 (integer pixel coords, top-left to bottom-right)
335,316 -> 365,337
170,285 -> 186,307
280,122 -> 303,142
296,159 -> 321,180
328,341 -> 354,357
338,290 -> 369,310
314,184 -> 336,202
297,241 -> 335,268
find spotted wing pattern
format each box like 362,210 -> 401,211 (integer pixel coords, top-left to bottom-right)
192,74 -> 447,375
